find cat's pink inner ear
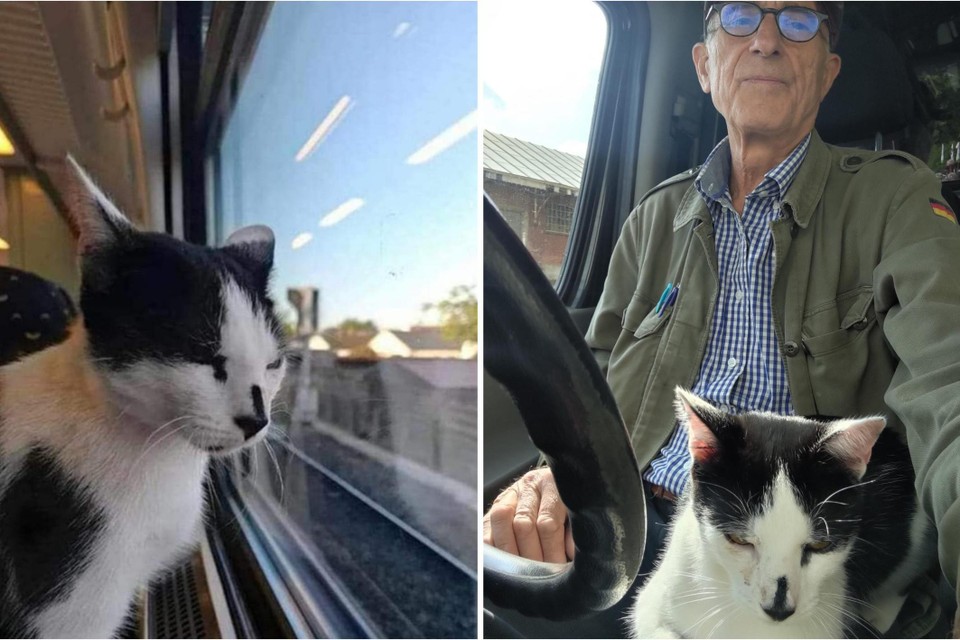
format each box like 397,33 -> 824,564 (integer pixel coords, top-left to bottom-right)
63,155 -> 132,251
821,417 -> 886,479
682,400 -> 720,464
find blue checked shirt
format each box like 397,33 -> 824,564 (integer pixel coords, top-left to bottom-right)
643,133 -> 811,496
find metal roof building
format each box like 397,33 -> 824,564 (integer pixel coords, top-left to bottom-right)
483,130 -> 585,192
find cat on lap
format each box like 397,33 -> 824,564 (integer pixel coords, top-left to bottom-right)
629,387 -> 935,639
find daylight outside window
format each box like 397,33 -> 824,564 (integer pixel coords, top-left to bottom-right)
481,0 -> 608,284
213,3 -> 478,637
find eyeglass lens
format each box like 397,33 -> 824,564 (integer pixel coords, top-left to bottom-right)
719,3 -> 821,42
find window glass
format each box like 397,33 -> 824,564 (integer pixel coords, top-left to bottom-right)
481,1 -> 607,284
216,3 -> 477,637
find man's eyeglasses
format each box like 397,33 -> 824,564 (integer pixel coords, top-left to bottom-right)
706,2 -> 830,44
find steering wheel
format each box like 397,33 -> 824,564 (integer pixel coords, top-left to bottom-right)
483,194 -> 646,620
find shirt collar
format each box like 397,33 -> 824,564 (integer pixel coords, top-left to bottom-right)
694,133 -> 812,210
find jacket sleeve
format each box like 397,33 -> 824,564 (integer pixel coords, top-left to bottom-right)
873,164 -> 960,606
584,208 -> 642,374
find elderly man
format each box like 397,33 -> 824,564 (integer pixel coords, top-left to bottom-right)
484,1 -> 960,637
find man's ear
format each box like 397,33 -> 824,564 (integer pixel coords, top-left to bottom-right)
819,53 -> 842,102
692,42 -> 712,94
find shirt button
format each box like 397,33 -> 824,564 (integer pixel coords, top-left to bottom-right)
727,357 -> 738,368
735,290 -> 744,302
773,202 -> 781,213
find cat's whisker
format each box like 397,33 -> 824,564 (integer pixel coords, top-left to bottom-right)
673,570 -> 726,585
263,439 -> 285,507
706,602 -> 739,638
818,516 -> 830,537
696,600 -> 736,638
134,420 -> 196,467
143,414 -> 195,443
817,598 -> 881,638
695,480 -> 751,517
142,415 -> 197,450
812,478 -> 882,517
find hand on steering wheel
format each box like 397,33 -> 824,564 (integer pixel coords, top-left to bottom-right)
484,467 -> 575,563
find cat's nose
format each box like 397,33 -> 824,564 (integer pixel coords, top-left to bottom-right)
761,603 -> 796,621
234,415 -> 268,440
762,576 -> 795,620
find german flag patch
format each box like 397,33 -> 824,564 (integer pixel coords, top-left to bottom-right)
931,199 -> 958,224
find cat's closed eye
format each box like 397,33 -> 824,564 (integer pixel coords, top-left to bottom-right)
266,356 -> 283,370
724,532 -> 753,547
210,354 -> 228,381
805,539 -> 833,553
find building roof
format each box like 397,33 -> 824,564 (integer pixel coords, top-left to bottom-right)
483,130 -> 585,190
387,326 -> 461,351
321,329 -> 376,350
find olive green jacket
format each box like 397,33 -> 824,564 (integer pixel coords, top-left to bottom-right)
585,130 -> 960,635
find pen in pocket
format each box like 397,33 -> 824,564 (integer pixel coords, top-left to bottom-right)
658,284 -> 680,317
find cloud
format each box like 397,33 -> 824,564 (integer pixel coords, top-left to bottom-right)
393,22 -> 411,38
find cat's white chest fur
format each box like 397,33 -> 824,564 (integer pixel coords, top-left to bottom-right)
32,437 -> 208,638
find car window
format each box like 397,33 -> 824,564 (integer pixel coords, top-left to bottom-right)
212,3 -> 478,637
481,1 -> 608,284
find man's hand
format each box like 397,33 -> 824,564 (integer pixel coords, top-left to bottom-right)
482,467 -> 575,563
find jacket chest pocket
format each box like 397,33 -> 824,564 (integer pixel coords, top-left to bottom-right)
607,292 -> 674,428
801,287 -> 876,415
622,293 -> 672,339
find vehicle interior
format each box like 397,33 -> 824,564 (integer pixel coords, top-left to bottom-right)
1,2 -> 477,638
483,1 -> 960,637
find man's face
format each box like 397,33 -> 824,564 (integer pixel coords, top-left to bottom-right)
692,2 -> 841,143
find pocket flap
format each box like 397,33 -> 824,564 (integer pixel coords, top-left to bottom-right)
633,310 -> 670,339
621,294 -> 669,339
840,290 -> 875,330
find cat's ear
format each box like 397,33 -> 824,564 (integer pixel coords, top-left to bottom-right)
817,417 -> 886,480
64,154 -> 134,252
675,387 -> 731,465
223,225 -> 275,283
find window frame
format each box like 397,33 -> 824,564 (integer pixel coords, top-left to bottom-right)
554,1 -> 651,309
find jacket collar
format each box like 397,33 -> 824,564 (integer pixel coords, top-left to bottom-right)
673,129 -> 831,231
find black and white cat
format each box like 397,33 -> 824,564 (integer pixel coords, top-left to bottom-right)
629,388 -> 936,639
0,157 -> 287,637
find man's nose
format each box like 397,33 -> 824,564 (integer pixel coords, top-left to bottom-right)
750,13 -> 782,55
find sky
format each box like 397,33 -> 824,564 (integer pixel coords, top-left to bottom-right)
218,2 -> 478,331
480,0 -> 608,157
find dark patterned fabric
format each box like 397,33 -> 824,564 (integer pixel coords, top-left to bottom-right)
0,266 -> 77,366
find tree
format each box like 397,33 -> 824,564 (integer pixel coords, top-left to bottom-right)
337,318 -> 378,334
423,285 -> 478,343
921,70 -> 960,171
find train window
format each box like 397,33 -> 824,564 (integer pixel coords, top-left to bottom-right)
481,1 -> 608,285
210,3 -> 478,638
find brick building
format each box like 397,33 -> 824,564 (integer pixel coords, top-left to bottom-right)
483,131 -> 585,283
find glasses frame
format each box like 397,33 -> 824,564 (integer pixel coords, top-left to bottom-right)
704,2 -> 830,44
